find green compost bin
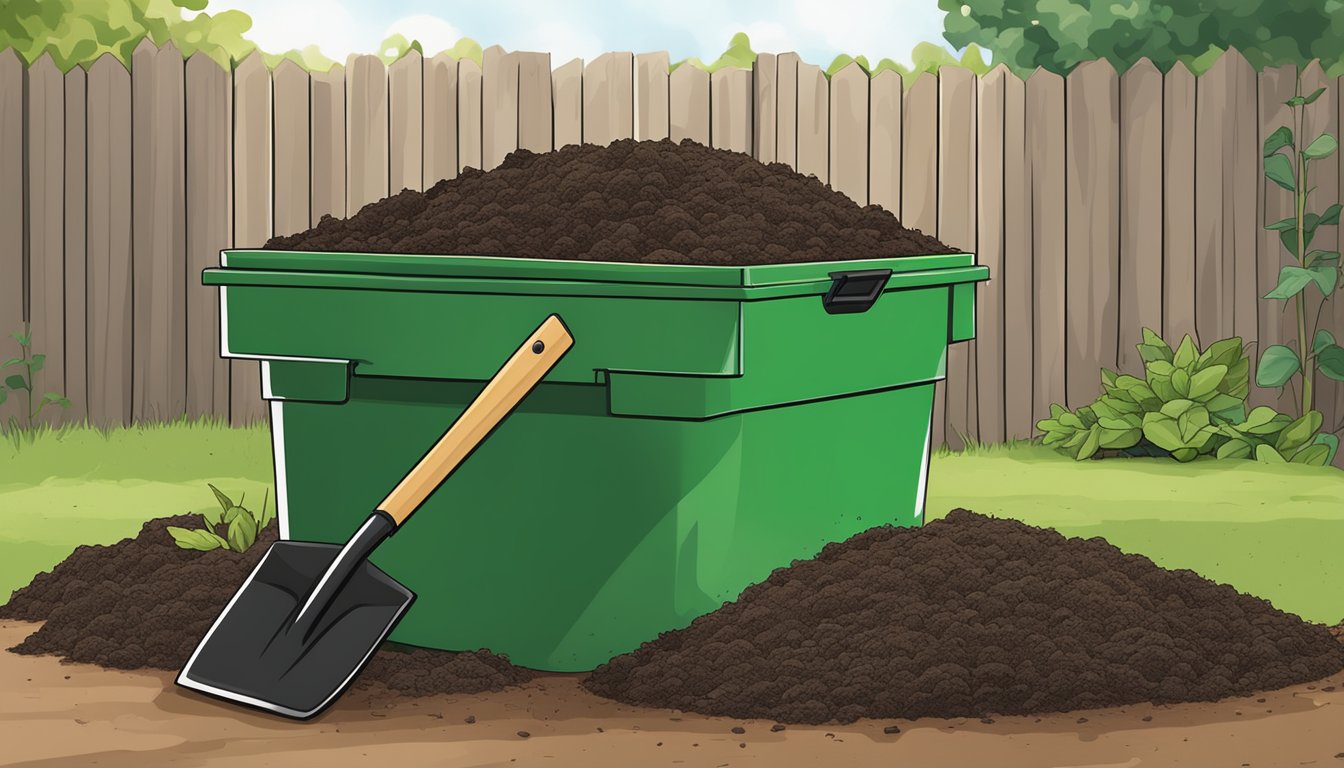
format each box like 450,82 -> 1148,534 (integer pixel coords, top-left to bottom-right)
204,250 -> 988,671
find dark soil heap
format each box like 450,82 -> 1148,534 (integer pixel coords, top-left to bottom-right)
584,509 -> 1344,724
264,138 -> 956,264
0,515 -> 531,696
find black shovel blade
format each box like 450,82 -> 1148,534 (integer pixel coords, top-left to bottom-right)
176,540 -> 415,719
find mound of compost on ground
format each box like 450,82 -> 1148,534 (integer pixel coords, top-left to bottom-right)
584,509 -> 1344,724
264,138 -> 956,264
0,515 -> 531,696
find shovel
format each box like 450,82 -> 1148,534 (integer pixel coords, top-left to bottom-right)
177,314 -> 574,719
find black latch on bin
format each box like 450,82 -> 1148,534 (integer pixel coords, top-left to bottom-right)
822,269 -> 893,314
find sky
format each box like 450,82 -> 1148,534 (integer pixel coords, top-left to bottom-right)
191,0 -> 958,68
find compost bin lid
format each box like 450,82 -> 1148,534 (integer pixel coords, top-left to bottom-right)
206,250 -> 986,299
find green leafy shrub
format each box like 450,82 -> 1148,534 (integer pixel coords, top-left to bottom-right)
1,323 -> 71,431
1037,329 -> 1338,466
168,484 -> 273,553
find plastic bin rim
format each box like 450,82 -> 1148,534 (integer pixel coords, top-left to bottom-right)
214,249 -> 979,289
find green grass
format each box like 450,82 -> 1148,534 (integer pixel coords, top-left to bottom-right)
3,423 -> 1342,626
926,442 -> 1344,624
1,419 -> 274,602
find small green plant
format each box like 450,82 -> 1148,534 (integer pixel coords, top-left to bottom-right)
1259,78 -> 1343,418
1,322 -> 70,432
168,484 -> 274,553
1037,329 -> 1338,466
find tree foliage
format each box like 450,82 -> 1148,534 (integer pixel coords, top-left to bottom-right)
942,0 -> 1344,76
0,0 -> 485,71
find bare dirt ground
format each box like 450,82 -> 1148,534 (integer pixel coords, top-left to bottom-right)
3,621 -> 1342,768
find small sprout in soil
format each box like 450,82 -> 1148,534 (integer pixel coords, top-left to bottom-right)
167,484 -> 274,553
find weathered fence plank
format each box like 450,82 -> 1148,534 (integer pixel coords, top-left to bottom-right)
423,54 -> 458,185
0,50 -> 22,345
86,54 -> 133,428
903,71 -> 940,445
1002,69 -> 1032,440
1194,50 -> 1252,349
584,52 -> 633,145
1163,62 -> 1197,350
310,64 -> 346,224
635,52 -> 669,142
1027,69 -> 1066,430
231,51 -> 271,425
752,53 -> 775,162
27,54 -> 65,422
939,67 -> 978,450
1255,65 -> 1297,414
346,54 -> 389,213
869,70 -> 901,216
131,40 -> 187,422
1119,58 -> 1164,375
796,62 -> 828,183
775,52 -> 799,170
1065,59 -> 1119,410
482,46 -> 518,170
669,64 -> 708,145
552,58 -> 583,149
63,64 -> 88,424
185,53 -> 231,421
389,50 -> 423,191
273,60 -> 311,236
829,62 -> 868,205
975,66 -> 1007,446
710,68 -> 751,153
518,52 -> 553,153
457,58 -> 482,171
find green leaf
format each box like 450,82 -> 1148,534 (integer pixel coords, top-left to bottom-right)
1217,438 -> 1254,460
1171,368 -> 1192,397
1264,216 -> 1296,232
1302,87 -> 1327,105
1320,203 -> 1342,227
1280,227 -> 1299,258
1265,266 -> 1314,299
1313,433 -> 1340,466
1172,336 -> 1198,369
226,513 -> 258,553
1187,364 -> 1226,400
223,505 -> 246,524
1255,444 -> 1286,463
1075,425 -> 1101,460
1256,345 -> 1301,388
5,374 -> 28,391
11,331 -> 30,346
1171,447 -> 1199,462
1289,443 -> 1330,466
1317,344 -> 1344,381
1303,133 -> 1338,160
1205,393 -> 1245,422
1137,328 -> 1173,363
0,388 -> 7,405
1313,330 -> 1337,356
1238,406 -> 1290,435
1263,126 -> 1293,157
1308,264 -> 1337,294
0,357 -> 21,369
1264,153 -> 1296,191
1276,411 -> 1322,453
27,354 -> 43,374
207,483 -> 234,513
1305,250 -> 1341,268
167,526 -> 226,552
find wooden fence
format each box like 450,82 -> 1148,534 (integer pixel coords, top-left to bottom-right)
1,41 -> 1342,458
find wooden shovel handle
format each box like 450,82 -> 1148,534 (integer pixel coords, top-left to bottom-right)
376,315 -> 574,526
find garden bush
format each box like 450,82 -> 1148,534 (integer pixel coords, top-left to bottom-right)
1037,329 -> 1338,465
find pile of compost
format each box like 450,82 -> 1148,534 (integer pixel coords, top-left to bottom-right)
584,509 -> 1344,724
264,138 -> 956,264
0,515 -> 531,696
